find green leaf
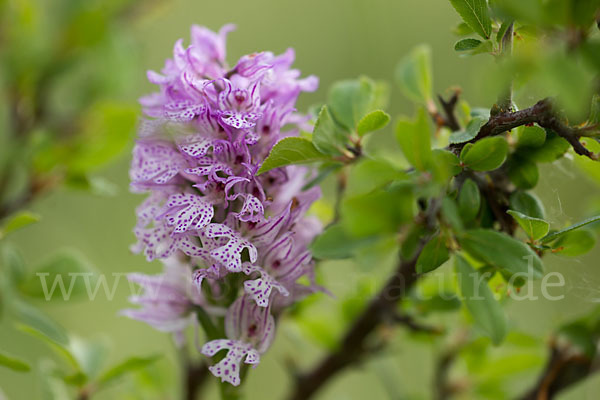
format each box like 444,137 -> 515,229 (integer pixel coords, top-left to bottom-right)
17,324 -> 79,370
68,336 -> 109,379
432,150 -> 462,177
461,136 -> 508,171
357,110 -> 391,136
341,184 -> 414,238
453,22 -> 475,36
1,243 -> 26,284
302,163 -> 342,191
507,210 -> 549,240
0,351 -> 31,372
416,234 -> 450,273
441,197 -> 465,233
257,137 -> 329,174
528,130 -> 569,163
458,178 -> 481,222
328,77 -> 378,130
69,102 -> 137,173
12,300 -> 69,346
395,108 -> 433,171
346,159 -> 407,196
460,229 -> 544,279
401,225 -> 427,260
455,255 -> 507,345
310,224 -> 377,260
516,125 -> 546,148
449,0 -> 493,39
65,174 -> 118,197
38,359 -> 71,400
552,229 -> 595,256
509,191 -> 545,219
507,158 -> 539,189
19,249 -> 97,301
460,142 -> 474,159
97,355 -> 160,387
449,116 -> 486,144
540,215 -> 600,243
395,45 -> 432,103
454,38 -> 483,51
312,105 -> 350,155
470,39 -> 494,55
0,211 -> 40,238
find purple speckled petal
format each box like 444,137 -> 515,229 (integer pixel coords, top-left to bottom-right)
205,224 -> 257,272
201,339 -> 255,386
243,265 -> 289,307
235,195 -> 264,222
177,135 -> 216,158
158,193 -> 214,233
131,141 -> 187,185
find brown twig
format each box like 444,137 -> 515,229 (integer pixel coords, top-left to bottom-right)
184,361 -> 210,400
518,341 -> 598,400
392,313 -> 443,335
451,98 -> 597,160
433,331 -> 469,400
438,90 -> 462,132
427,90 -> 462,132
288,235 -> 431,400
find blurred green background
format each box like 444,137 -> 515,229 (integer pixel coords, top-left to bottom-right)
1,0 -> 600,399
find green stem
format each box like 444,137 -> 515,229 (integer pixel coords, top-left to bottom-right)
219,366 -> 249,400
194,306 -> 222,340
497,22 -> 514,111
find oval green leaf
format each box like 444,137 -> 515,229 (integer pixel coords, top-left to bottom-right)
357,110 -> 391,137
395,108 -> 433,171
458,178 -> 481,222
454,38 -> 483,51
258,137 -> 330,174
449,0 -> 492,39
395,45 -> 432,103
455,255 -> 507,345
416,233 -> 450,273
0,351 -> 31,372
461,136 -> 508,171
507,210 -> 549,240
312,105 -> 349,155
459,229 -> 544,279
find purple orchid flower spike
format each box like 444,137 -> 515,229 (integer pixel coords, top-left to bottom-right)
126,24 -> 323,387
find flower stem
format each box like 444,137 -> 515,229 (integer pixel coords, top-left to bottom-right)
219,366 -> 249,400
194,306 -> 222,340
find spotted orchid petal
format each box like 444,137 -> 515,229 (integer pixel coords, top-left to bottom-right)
158,193 -> 214,233
205,223 -> 257,272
